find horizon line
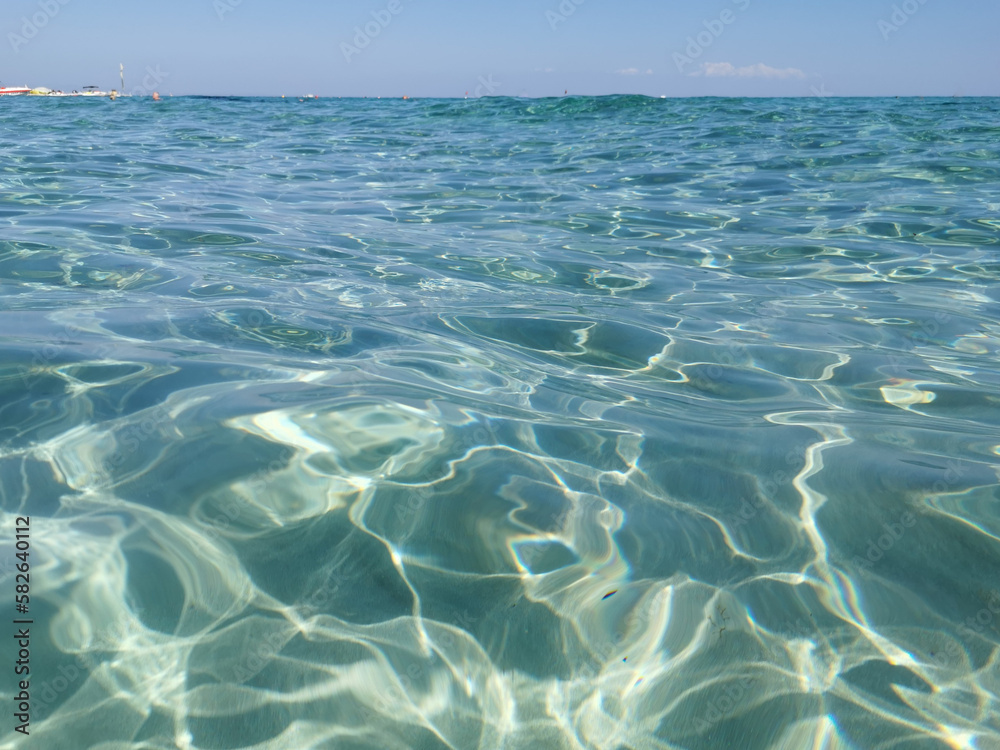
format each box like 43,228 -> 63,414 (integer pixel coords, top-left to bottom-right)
3,93 -> 996,100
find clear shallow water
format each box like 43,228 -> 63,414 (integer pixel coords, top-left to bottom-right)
1,95 -> 999,749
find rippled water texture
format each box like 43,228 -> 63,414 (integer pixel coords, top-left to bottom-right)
1,96 -> 999,749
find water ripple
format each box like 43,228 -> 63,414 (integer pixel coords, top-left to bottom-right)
1,96 -> 999,750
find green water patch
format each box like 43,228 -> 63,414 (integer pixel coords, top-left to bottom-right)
955,263 -> 1000,280
193,233 -> 256,246
451,315 -> 673,372
124,549 -> 186,634
188,282 -> 253,297
125,232 -> 172,252
57,362 -> 148,385
681,363 -> 793,401
203,308 -> 353,354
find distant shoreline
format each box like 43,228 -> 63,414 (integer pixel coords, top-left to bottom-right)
1,94 -> 996,101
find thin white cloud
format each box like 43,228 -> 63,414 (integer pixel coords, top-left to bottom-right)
617,68 -> 654,76
690,62 -> 806,80
535,67 -> 555,73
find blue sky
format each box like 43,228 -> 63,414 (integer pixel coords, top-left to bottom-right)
2,0 -> 997,97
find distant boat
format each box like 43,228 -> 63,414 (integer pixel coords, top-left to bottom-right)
0,85 -> 30,96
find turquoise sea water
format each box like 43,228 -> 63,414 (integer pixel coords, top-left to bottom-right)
1,95 -> 999,749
